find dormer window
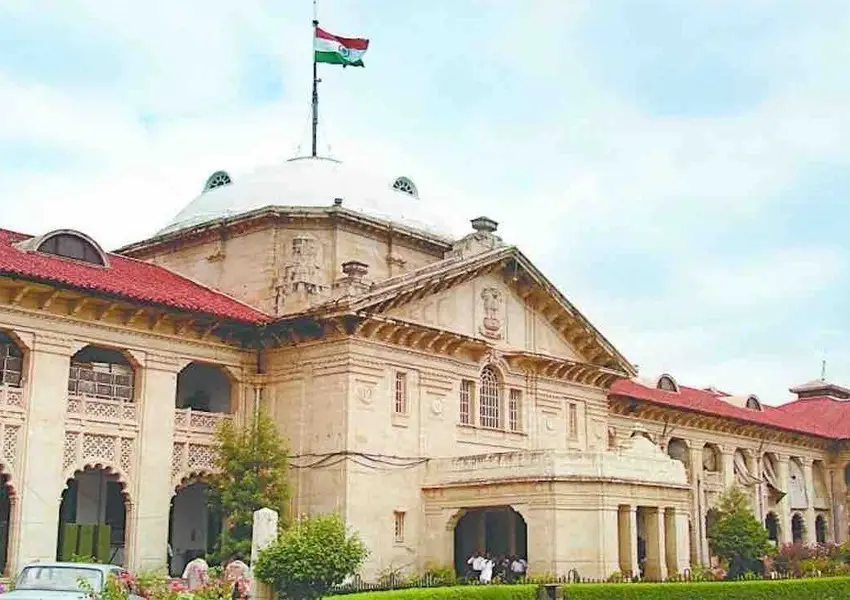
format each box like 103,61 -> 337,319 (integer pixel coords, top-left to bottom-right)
21,230 -> 109,267
392,176 -> 418,198
657,374 -> 679,393
745,395 -> 762,411
204,170 -> 232,192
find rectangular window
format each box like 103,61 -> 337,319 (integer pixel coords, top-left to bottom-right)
394,372 -> 408,414
393,511 -> 406,543
459,380 -> 473,425
68,361 -> 134,402
568,403 -> 579,440
508,389 -> 521,432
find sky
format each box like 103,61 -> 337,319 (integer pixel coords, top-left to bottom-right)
1,0 -> 849,405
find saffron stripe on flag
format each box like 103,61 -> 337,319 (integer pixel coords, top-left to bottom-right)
315,27 -> 369,51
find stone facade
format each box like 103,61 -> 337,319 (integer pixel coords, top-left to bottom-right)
0,163 -> 847,581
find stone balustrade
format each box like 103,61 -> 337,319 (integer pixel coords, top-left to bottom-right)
66,394 -> 137,422
424,436 -> 689,488
173,407 -> 232,434
0,385 -> 24,410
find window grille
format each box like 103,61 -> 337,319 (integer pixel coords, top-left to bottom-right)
508,388 -> 521,432
568,403 -> 579,440
459,380 -> 473,425
68,361 -> 134,401
0,337 -> 22,387
394,372 -> 408,415
393,511 -> 406,543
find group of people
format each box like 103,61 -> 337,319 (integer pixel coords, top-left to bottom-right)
181,555 -> 252,599
465,552 -> 528,584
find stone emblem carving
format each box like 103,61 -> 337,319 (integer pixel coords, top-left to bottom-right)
479,287 -> 504,340
431,396 -> 444,415
275,235 -> 325,311
356,385 -> 374,405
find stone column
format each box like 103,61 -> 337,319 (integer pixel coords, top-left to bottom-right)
776,455 -> 792,545
617,505 -> 638,577
747,453 -> 761,519
599,507 -> 620,579
127,353 -> 179,572
644,507 -> 667,581
688,444 -> 705,566
507,509 -> 517,555
829,466 -> 847,543
802,458 -> 816,544
11,333 -> 71,569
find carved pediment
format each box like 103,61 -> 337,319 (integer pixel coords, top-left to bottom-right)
332,247 -> 633,375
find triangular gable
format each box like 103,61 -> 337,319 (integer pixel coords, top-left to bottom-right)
335,246 -> 635,376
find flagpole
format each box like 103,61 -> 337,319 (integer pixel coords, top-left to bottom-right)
311,0 -> 319,158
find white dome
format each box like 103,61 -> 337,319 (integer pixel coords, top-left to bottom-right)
158,157 -> 453,239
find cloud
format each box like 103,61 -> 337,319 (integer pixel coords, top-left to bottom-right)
2,1 -> 850,404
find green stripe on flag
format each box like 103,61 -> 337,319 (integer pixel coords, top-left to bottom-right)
315,51 -> 364,67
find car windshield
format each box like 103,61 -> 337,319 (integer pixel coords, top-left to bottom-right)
15,565 -> 103,592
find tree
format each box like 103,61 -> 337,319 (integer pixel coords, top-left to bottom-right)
207,411 -> 290,562
707,486 -> 771,578
254,513 -> 369,600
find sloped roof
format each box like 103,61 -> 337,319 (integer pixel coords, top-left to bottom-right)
610,378 -> 836,439
0,228 -> 269,323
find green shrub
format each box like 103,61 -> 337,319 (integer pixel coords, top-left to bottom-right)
334,585 -> 535,600
336,578 -> 850,600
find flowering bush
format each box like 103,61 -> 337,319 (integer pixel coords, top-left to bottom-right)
81,570 -> 234,600
772,541 -> 850,577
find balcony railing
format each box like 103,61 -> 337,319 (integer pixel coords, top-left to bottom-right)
67,395 -> 138,422
0,385 -> 24,410
174,407 -> 232,434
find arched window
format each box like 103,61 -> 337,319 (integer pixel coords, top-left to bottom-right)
745,395 -> 762,410
815,515 -> 827,544
392,176 -> 418,198
657,374 -> 679,392
479,366 -> 501,429
203,170 -> 232,192
37,233 -> 106,266
765,512 -> 779,542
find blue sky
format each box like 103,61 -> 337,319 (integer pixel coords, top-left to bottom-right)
1,0 -> 848,403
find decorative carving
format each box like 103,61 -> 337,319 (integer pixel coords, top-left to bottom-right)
120,438 -> 134,476
66,396 -> 138,424
63,433 -> 78,470
174,408 -> 232,433
1,425 -> 19,467
82,434 -> 116,462
187,444 -> 216,471
276,235 -> 325,311
356,386 -> 374,405
431,396 -> 444,416
545,416 -> 555,431
172,443 -> 184,477
479,287 -> 504,340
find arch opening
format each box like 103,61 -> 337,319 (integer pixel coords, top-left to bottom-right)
702,444 -> 721,473
36,231 -> 107,266
791,513 -> 804,544
815,514 -> 827,544
57,467 -> 128,566
0,472 -> 13,575
176,363 -> 233,414
765,512 -> 779,544
68,346 -> 135,403
453,506 -> 527,579
168,479 -> 222,576
0,331 -> 23,389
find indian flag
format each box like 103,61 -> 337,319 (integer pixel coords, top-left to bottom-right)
314,27 -> 369,67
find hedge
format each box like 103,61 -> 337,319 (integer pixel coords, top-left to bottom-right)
336,577 -> 850,600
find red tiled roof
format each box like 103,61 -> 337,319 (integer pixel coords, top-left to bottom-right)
0,229 -> 269,323
609,379 -> 838,439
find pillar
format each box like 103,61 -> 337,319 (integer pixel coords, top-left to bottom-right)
600,507 -> 620,578
11,333 -> 71,569
644,507 -> 667,581
802,458 -> 816,544
776,456 -> 792,545
507,509 -> 517,555
665,508 -> 690,575
617,505 -> 638,577
747,453 -> 761,519
829,466 -> 847,544
688,444 -> 706,566
128,353 -> 179,571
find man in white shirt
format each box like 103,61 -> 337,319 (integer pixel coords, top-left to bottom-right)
467,552 -> 484,580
